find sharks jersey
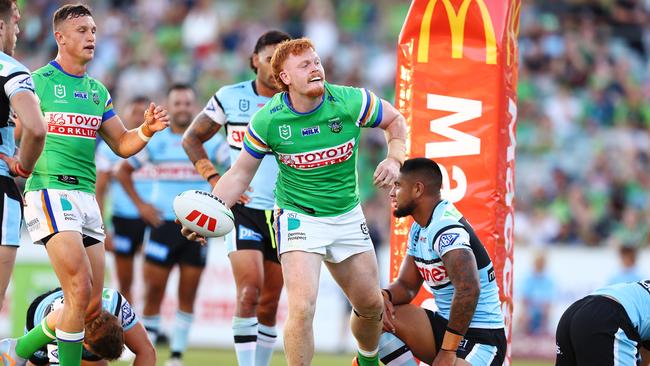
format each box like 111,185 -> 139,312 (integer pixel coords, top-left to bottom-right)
592,280 -> 650,340
407,200 -> 504,329
0,52 -> 35,178
202,80 -> 277,210
128,128 -> 227,221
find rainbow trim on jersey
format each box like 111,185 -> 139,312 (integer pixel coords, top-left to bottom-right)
243,125 -> 270,159
357,88 -> 383,128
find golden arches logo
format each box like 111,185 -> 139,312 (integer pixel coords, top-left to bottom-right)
417,0 -> 497,65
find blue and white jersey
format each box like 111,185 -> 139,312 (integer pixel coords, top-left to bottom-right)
202,80 -> 278,210
0,52 -> 35,178
32,287 -> 138,332
129,128 -> 227,221
95,140 -> 154,219
592,280 -> 650,340
406,200 -> 504,329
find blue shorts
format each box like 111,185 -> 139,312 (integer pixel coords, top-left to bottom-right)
0,176 -> 23,246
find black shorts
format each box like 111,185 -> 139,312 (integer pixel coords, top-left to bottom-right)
145,220 -> 207,267
111,216 -> 147,256
228,204 -> 279,263
425,309 -> 506,365
556,295 -> 642,366
0,176 -> 23,246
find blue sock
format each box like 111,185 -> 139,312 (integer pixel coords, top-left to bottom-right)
256,324 -> 277,366
232,316 -> 257,366
171,310 -> 194,356
378,332 -> 418,365
142,315 -> 161,344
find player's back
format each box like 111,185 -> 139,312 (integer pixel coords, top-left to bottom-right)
407,200 -> 504,329
0,52 -> 33,178
213,80 -> 277,210
592,280 -> 650,340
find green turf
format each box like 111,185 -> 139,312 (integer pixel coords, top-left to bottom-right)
113,346 -> 553,365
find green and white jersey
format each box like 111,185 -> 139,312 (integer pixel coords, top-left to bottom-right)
243,82 -> 383,217
25,61 -> 115,194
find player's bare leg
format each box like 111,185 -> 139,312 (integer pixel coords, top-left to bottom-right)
85,243 -> 106,321
0,246 -> 17,310
280,251 -> 322,366
46,231 -> 94,365
386,304 -> 436,364
326,250 -> 383,365
142,261 -> 173,343
113,254 -> 135,302
258,259 -> 283,326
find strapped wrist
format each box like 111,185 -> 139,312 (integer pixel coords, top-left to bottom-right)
441,329 -> 464,352
195,158 -> 219,182
137,125 -> 152,142
387,138 -> 406,165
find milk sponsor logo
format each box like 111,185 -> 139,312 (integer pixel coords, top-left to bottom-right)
45,112 -> 101,138
278,138 -> 355,169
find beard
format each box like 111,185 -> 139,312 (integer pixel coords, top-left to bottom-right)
305,83 -> 325,98
393,200 -> 416,218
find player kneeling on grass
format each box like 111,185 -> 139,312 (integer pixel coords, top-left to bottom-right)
377,158 -> 506,366
556,280 -> 650,366
0,287 -> 155,366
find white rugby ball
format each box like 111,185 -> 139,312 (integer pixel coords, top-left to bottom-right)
173,190 -> 234,238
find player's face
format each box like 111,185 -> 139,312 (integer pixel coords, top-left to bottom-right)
56,15 -> 96,63
255,44 -> 280,91
282,48 -> 325,98
1,3 -> 19,56
390,174 -> 417,218
124,101 -> 148,129
168,89 -> 195,128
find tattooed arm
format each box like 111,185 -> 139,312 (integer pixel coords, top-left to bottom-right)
182,111 -> 223,186
443,248 -> 480,334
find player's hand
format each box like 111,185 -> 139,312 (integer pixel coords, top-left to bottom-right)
237,187 -> 253,205
175,219 -> 207,245
0,153 -> 30,178
143,103 -> 170,133
381,290 -> 396,333
137,202 -> 162,228
373,158 -> 400,189
432,349 -> 457,366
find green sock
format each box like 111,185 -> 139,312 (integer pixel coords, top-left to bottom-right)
15,319 -> 56,359
56,329 -> 84,366
356,351 -> 379,366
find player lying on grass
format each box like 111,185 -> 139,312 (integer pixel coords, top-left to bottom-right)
0,287 -> 155,366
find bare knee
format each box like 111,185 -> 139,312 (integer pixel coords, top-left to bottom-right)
65,274 -> 93,311
257,297 -> 280,324
289,299 -> 316,323
352,293 -> 383,319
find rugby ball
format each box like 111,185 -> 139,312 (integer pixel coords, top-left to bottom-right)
173,190 -> 234,238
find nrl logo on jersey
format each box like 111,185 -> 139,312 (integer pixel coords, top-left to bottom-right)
279,124 -> 291,140
54,84 -> 66,98
239,99 -> 250,112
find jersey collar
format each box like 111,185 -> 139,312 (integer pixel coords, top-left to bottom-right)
49,60 -> 86,79
283,92 -> 325,115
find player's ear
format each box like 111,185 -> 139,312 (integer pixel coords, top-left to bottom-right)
413,181 -> 424,198
279,70 -> 290,87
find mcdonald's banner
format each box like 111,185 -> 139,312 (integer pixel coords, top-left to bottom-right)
391,0 -> 520,364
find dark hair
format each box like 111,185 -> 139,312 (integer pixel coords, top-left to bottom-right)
84,310 -> 124,361
250,30 -> 292,73
0,0 -> 15,22
53,4 -> 92,30
129,95 -> 149,105
400,158 -> 443,193
167,83 -> 194,95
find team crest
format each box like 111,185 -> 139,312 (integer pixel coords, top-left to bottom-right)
92,91 -> 99,105
239,99 -> 250,112
328,118 -> 342,133
279,124 -> 291,140
54,84 -> 66,98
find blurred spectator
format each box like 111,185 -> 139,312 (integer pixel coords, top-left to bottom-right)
519,253 -> 555,335
607,244 -> 644,285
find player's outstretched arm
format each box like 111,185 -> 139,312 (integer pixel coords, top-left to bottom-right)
182,111 -> 223,187
11,91 -> 45,172
124,323 -> 156,366
374,99 -> 407,188
211,150 -> 262,208
99,103 -> 169,158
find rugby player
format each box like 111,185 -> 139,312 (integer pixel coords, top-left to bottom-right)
378,158 -> 506,366
182,30 -> 290,366
19,4 -> 168,365
1,287 -> 154,366
180,38 -> 408,366
556,280 -> 650,366
0,0 -> 45,311
116,84 -> 226,366
95,96 -> 151,303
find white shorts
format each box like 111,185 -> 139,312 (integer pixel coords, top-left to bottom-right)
274,204 -> 373,263
24,189 -> 105,245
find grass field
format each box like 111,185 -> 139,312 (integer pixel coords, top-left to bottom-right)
114,346 -> 553,365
